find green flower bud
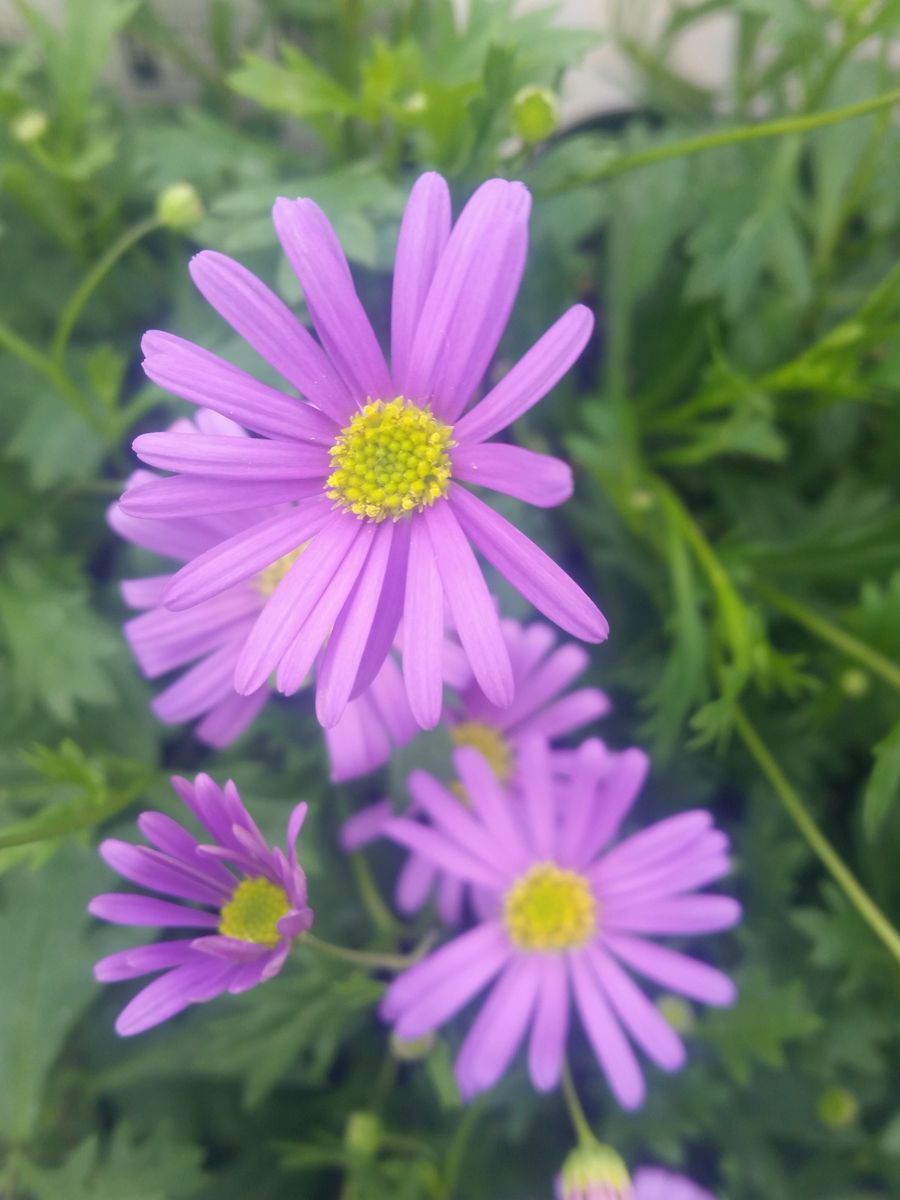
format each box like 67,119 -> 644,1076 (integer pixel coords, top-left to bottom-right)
390,1030 -> 435,1061
560,1141 -> 633,1200
344,1110 -> 381,1156
840,668 -> 869,699
11,109 -> 49,144
817,1086 -> 859,1129
155,182 -> 205,232
657,994 -> 695,1034
511,85 -> 560,144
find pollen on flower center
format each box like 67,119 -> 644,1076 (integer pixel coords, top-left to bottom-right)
504,863 -> 597,952
450,721 -> 513,784
326,397 -> 453,522
218,877 -> 291,946
254,544 -> 308,598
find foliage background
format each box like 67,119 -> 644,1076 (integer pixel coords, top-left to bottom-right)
1,1 -> 900,1196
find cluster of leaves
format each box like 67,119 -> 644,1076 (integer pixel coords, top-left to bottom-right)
1,0 -> 899,1197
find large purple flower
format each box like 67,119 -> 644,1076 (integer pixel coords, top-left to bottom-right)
380,739 -> 739,1107
121,172 -> 606,731
89,773 -> 312,1035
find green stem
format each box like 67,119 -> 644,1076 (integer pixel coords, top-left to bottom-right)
734,705 -> 900,966
553,85 -> 900,190
438,1101 -> 482,1200
0,319 -> 102,432
349,850 -> 401,936
51,215 -> 162,367
560,1058 -> 594,1148
301,931 -> 434,973
756,583 -> 900,693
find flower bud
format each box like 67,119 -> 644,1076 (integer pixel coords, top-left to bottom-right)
511,84 -> 560,143
558,1141 -> 634,1200
840,668 -> 869,699
344,1110 -> 381,1156
155,182 -> 205,232
11,109 -> 48,144
817,1085 -> 859,1129
658,994 -> 695,1034
390,1030 -> 435,1061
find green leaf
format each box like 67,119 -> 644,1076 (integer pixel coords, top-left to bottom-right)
0,846 -> 102,1143
861,719 -> 900,840
8,390 -> 104,488
228,44 -> 359,120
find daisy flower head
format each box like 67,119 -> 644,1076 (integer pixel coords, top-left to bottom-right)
89,773 -> 312,1035
380,738 -> 740,1107
123,172 -> 607,732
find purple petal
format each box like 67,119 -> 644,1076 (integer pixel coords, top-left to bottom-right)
195,686 -> 270,748
137,812 -> 233,888
108,499 -> 219,563
454,956 -> 541,1099
142,330 -> 340,441
593,812 -> 713,883
570,954 -> 645,1110
164,499 -> 332,612
99,840 -> 232,906
272,197 -> 392,401
633,1168 -> 716,1200
407,769 -> 512,875
395,855 -> 436,915
451,444 -> 573,508
605,934 -> 737,1007
340,800 -> 394,851
95,940 -> 199,982
366,654 -> 418,746
382,819 -> 504,889
569,747 -> 650,870
191,934 -> 269,962
391,172 -> 452,394
589,947 -> 686,1071
316,521 -> 394,727
500,641 -> 591,729
114,958 -> 234,1036
88,893 -> 219,929
515,688 -> 610,742
518,737 -> 556,859
122,474 -> 319,519
402,519 -> 445,728
187,251 -> 353,421
324,691 -> 393,783
151,641 -> 239,725
349,520 -> 410,699
453,747 -> 532,871
392,927 -> 509,1040
556,739 -> 612,868
406,180 -> 531,422
233,509 -> 359,694
125,596 -> 258,677
527,956 -> 568,1091
605,895 -> 742,937
424,501 -> 513,707
450,485 -> 609,642
381,920 -> 507,1018
454,305 -> 594,444
436,873 -> 465,926
132,432 -> 329,480
120,574 -> 170,609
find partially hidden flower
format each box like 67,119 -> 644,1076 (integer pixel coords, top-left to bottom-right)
89,773 -> 312,1035
557,1142 -> 716,1200
121,171 -> 606,732
380,739 -> 740,1107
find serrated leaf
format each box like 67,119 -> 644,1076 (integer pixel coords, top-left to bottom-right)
861,719 -> 900,840
228,45 -> 359,120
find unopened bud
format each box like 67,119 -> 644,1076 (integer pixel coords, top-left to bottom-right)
390,1031 -> 435,1061
559,1141 -> 633,1200
11,109 -> 48,143
657,994 -> 695,1034
344,1111 -> 381,1156
155,182 -> 205,232
817,1086 -> 859,1129
840,668 -> 869,699
511,85 -> 560,143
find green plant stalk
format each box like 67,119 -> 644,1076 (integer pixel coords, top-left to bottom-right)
0,318 -> 103,433
734,705 -> 900,967
560,1058 -> 594,1148
439,1101 -> 482,1200
566,85 -> 900,188
301,931 -> 434,973
349,849 -> 401,936
756,583 -> 900,692
51,214 -> 162,368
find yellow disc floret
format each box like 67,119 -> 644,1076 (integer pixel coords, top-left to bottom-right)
504,863 -> 598,952
254,544 -> 308,598
219,877 -> 291,946
327,397 -> 453,522
450,721 -> 514,784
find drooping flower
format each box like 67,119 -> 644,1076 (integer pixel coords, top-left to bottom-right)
89,773 -> 313,1035
380,739 -> 740,1107
556,1142 -> 716,1200
121,172 -> 607,731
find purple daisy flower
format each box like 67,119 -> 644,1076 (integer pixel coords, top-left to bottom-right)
89,773 -> 313,1035
121,172 -> 606,731
380,738 -> 740,1107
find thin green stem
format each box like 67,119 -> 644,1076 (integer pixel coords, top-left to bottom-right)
0,319 -> 102,432
301,931 -> 435,973
734,705 -> 900,967
51,215 -> 161,367
756,583 -> 900,693
560,1058 -> 594,1148
349,850 -> 401,936
550,85 -> 900,191
438,1101 -> 482,1200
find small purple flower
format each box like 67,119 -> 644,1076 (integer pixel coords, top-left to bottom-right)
121,172 -> 607,731
380,739 -> 740,1107
89,773 -> 313,1035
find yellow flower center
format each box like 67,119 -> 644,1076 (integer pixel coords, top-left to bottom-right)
450,721 -> 514,784
254,545 -> 308,598
504,863 -> 597,952
327,397 -> 453,522
218,877 -> 291,946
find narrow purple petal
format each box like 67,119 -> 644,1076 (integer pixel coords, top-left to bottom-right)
402,519 -> 445,728
453,747 -> 532,871
589,947 -> 686,1071
114,959 -> 234,1036
122,474 -> 320,519
527,956 -> 568,1092
108,500 -> 219,563
391,172 -> 452,393
571,747 -> 650,869
570,954 -> 645,1110
605,895 -> 742,936
605,934 -> 737,1007
187,251 -> 353,421
407,770 -> 512,875
454,305 -> 594,445
133,432 -> 329,480
125,595 -> 258,677
340,800 -> 394,851
393,930 -> 509,1040
151,642 -> 238,725
88,893 -> 219,929
454,956 -> 542,1099
120,575 -> 170,609
349,519 -> 410,699
325,691 -> 393,783
395,855 -> 436,915
99,840 -> 232,906
516,688 -> 611,742
450,485 -> 609,643
142,331 -> 339,442
381,920 -> 507,1018
424,501 -> 513,708
451,444 -> 573,508
556,739 -> 612,868
164,499 -> 332,612
518,737 -> 556,859
633,1168 -> 716,1200
95,940 -> 200,982
191,934 -> 269,962
406,180 -> 531,422
382,819 -> 504,890
195,686 -> 270,748
593,812 -> 712,883
273,197 -> 392,402
500,641 -> 591,729
137,812 -> 233,888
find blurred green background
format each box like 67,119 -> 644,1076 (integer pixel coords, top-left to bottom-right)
1,1 -> 900,1196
